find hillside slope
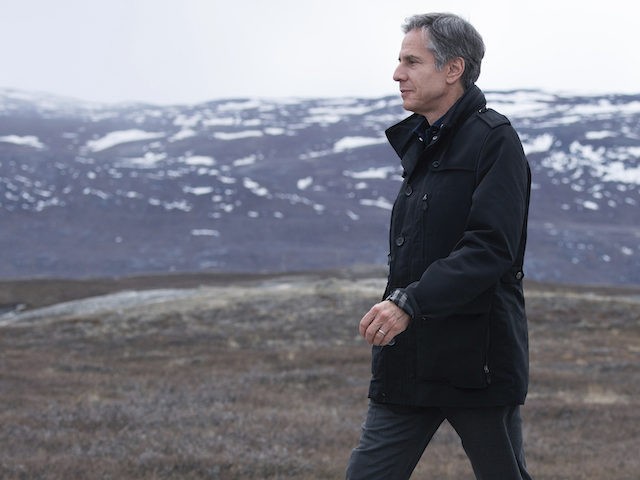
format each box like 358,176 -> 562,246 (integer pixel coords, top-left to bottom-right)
0,271 -> 638,478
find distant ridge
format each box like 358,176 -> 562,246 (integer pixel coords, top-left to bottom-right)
1,88 -> 638,284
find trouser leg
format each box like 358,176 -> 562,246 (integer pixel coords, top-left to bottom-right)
445,405 -> 534,480
346,401 -> 444,480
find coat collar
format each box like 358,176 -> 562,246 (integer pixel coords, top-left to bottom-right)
386,85 -> 487,160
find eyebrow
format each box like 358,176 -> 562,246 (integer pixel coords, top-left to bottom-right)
399,54 -> 423,63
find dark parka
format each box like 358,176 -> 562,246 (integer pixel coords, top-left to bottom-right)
369,85 -> 531,407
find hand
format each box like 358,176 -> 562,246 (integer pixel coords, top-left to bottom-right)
359,300 -> 410,346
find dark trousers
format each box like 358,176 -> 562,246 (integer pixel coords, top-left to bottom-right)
346,401 -> 533,480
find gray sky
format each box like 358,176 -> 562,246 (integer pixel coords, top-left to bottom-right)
1,0 -> 638,105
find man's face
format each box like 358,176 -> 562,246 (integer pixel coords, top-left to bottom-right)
393,28 -> 451,120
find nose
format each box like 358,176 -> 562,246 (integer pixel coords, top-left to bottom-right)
393,63 -> 405,82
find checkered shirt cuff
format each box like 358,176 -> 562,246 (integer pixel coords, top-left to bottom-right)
386,289 -> 415,319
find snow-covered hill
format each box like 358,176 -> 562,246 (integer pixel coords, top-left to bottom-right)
1,88 -> 638,284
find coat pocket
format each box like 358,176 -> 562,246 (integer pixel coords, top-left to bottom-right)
416,313 -> 491,389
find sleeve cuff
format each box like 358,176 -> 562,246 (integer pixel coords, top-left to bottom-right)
386,289 -> 415,319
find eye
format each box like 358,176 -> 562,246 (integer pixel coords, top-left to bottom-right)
405,56 -> 420,66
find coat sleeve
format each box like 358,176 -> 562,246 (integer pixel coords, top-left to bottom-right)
400,124 -> 530,318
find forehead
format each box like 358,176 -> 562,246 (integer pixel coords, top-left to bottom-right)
399,28 -> 433,59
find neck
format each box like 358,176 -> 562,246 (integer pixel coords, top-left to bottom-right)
423,84 -> 465,124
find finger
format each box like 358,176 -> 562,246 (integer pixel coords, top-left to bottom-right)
364,322 -> 376,344
359,304 -> 380,338
364,321 -> 376,344
359,310 -> 374,337
373,327 -> 387,345
368,321 -> 388,345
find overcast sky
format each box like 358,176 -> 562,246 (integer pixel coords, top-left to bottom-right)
1,0 -> 638,105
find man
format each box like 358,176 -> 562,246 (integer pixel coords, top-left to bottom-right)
346,13 -> 533,480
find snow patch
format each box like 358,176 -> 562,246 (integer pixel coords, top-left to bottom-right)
359,197 -> 393,210
202,117 -> 235,127
183,186 -> 214,196
297,177 -> 313,190
0,135 -> 45,149
581,200 -> 599,210
185,155 -> 216,166
586,130 -> 617,140
243,178 -> 270,197
173,114 -> 201,128
217,100 -> 262,111
118,151 -> 167,168
522,134 -> 554,155
214,130 -> 263,140
233,155 -> 257,167
169,129 -> 197,142
191,229 -> 220,237
346,210 -> 360,220
344,167 -> 394,179
334,136 -> 386,152
86,130 -> 165,152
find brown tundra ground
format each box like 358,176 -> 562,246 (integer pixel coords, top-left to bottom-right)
0,268 -> 638,479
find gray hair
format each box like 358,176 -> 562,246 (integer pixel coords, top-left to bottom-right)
402,13 -> 485,89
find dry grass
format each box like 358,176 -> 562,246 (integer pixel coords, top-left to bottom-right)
0,272 -> 638,479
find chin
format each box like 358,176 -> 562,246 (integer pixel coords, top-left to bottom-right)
402,101 -> 418,113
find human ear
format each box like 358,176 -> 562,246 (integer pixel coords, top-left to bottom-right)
446,57 -> 465,84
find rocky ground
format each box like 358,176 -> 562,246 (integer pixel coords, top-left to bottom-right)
0,269 -> 638,479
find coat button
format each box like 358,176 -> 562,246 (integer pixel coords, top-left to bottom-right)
421,193 -> 429,211
515,271 -> 524,280
395,235 -> 405,247
405,184 -> 413,196
432,160 -> 441,168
